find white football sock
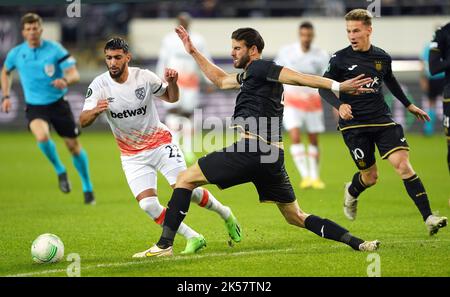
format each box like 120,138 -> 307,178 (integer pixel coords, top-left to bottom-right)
191,187 -> 231,220
290,143 -> 309,179
138,196 -> 199,239
307,144 -> 319,181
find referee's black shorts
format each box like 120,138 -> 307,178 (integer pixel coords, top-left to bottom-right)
198,138 -> 296,204
25,97 -> 80,138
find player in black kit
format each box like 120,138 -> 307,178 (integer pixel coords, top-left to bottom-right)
136,25 -> 383,258
319,9 -> 447,235
429,22 -> 450,175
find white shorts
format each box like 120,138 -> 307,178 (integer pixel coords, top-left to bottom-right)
121,143 -> 187,197
283,107 -> 325,133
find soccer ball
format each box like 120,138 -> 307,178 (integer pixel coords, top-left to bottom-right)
31,233 -> 64,263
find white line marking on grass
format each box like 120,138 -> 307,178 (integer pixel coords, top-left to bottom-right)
5,247 -> 296,277
6,238 -> 450,277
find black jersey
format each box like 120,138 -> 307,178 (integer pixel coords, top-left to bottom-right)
431,23 -> 450,98
323,45 -> 398,130
232,59 -> 284,142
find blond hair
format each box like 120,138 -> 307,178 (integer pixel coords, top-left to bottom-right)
345,9 -> 372,26
21,13 -> 42,29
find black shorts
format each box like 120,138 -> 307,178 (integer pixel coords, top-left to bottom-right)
427,78 -> 445,100
25,98 -> 80,138
198,139 -> 296,204
341,124 -> 409,170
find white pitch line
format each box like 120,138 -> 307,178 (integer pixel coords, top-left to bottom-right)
5,248 -> 296,277
5,238 -> 450,277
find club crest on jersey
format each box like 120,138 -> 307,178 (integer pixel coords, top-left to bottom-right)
374,60 -> 383,72
135,87 -> 146,100
44,64 -> 55,77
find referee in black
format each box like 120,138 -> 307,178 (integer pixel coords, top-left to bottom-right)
138,25 -> 383,258
429,22 -> 450,176
319,9 -> 447,235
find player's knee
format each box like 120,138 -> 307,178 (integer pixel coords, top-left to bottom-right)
175,170 -> 195,189
394,159 -> 413,177
66,139 -> 81,155
36,135 -> 50,142
362,171 -> 378,186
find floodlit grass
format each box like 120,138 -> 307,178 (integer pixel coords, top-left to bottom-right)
0,131 -> 449,276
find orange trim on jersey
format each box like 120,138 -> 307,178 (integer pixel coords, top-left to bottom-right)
116,128 -> 173,156
199,189 -> 209,207
284,93 -> 323,111
154,208 -> 167,225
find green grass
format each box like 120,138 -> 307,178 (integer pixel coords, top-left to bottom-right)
0,131 -> 449,277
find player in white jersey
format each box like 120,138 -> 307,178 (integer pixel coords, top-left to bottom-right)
79,38 -> 241,257
275,22 -> 329,190
156,12 -> 213,164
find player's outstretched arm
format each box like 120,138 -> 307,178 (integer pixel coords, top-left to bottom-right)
79,99 -> 108,128
278,67 -> 373,94
1,66 -> 13,113
175,25 -> 239,89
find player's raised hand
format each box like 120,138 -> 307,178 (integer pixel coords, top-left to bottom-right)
164,68 -> 178,84
340,74 -> 374,94
175,25 -> 196,54
94,99 -> 109,115
338,103 -> 353,120
1,98 -> 11,113
407,104 -> 431,122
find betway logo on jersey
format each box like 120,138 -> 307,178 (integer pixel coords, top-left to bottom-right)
110,106 -> 147,119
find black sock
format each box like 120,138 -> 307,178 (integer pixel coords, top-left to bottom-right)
157,188 -> 192,248
348,172 -> 368,198
403,174 -> 432,221
304,215 -> 364,250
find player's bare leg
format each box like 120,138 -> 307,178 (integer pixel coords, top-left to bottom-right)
388,150 -> 447,235
64,137 -> 95,204
288,128 -> 311,189
307,133 -> 325,189
344,164 -> 377,220
277,201 -> 380,251
29,119 -> 69,193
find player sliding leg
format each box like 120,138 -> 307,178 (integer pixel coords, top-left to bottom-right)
143,163 -> 378,257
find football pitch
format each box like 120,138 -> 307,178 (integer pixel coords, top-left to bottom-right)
0,131 -> 449,277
